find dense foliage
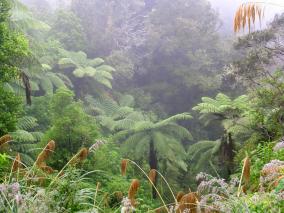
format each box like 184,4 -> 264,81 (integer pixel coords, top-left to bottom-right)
1,0 -> 284,212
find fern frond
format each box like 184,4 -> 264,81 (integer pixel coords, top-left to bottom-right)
96,65 -> 115,72
113,119 -> 136,131
133,121 -> 155,132
113,107 -> 134,119
17,116 -> 38,130
118,95 -> 135,107
40,77 -> 53,94
188,140 -> 216,157
160,124 -> 192,140
89,58 -> 104,67
46,73 -> 67,89
155,113 -> 192,127
11,130 -> 36,143
58,58 -> 77,69
56,73 -> 74,88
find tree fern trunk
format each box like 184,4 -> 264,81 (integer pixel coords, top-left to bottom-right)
220,132 -> 235,179
149,139 -> 158,199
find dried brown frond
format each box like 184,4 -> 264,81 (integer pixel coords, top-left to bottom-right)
70,148 -> 89,165
121,159 -> 128,176
40,165 -> 54,174
114,191 -> 124,201
176,191 -> 185,202
154,207 -> 167,213
149,169 -> 157,184
128,179 -> 140,200
177,192 -> 198,213
35,140 -> 55,166
243,156 -> 250,186
242,185 -> 247,194
11,153 -> 21,172
234,3 -> 264,33
0,134 -> 12,146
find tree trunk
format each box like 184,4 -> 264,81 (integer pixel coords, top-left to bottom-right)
149,139 -> 158,199
220,132 -> 235,178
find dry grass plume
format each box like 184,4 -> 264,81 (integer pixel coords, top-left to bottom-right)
69,148 -> 89,165
128,179 -> 140,206
176,191 -> 185,202
177,192 -> 199,213
234,3 -> 264,33
243,156 -> 250,186
35,140 -> 55,167
11,153 -> 22,172
121,159 -> 128,176
0,134 -> 12,146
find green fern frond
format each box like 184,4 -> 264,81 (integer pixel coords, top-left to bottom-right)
96,65 -> 115,72
113,119 -> 136,131
17,116 -> 38,130
113,107 -> 134,119
89,58 -> 104,67
126,111 -> 145,121
11,130 -> 36,143
133,121 -> 155,131
188,140 -> 216,156
46,73 -> 66,89
160,123 -> 192,140
215,93 -> 232,104
40,77 -> 53,94
155,113 -> 192,127
30,80 -> 40,91
118,95 -> 135,107
58,58 -> 77,69
90,73 -> 112,88
56,73 -> 74,88
30,131 -> 43,141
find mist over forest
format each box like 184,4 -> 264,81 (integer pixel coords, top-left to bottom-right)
1,0 -> 284,212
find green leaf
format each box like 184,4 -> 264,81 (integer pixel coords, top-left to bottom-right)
58,58 -> 77,69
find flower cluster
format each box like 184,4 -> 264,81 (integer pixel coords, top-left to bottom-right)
199,193 -> 230,213
273,138 -> 284,152
197,176 -> 229,196
196,172 -> 214,183
121,197 -> 135,213
0,182 -> 22,207
260,160 -> 284,188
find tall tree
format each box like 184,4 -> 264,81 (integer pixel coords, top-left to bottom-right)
0,0 -> 29,135
132,0 -> 228,114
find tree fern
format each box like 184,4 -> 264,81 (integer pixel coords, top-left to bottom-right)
113,112 -> 192,189
6,116 -> 43,165
84,95 -> 145,134
193,93 -> 250,136
58,50 -> 115,90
